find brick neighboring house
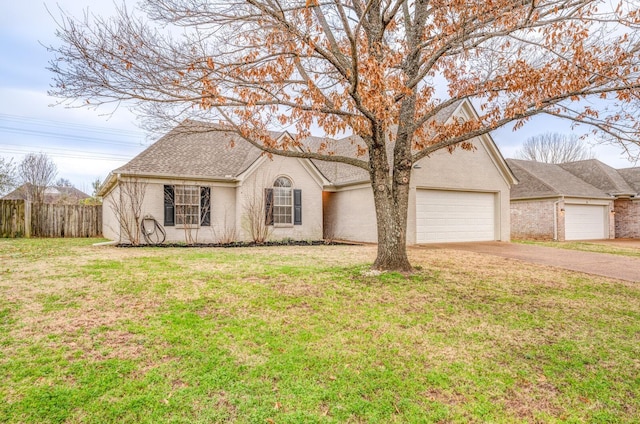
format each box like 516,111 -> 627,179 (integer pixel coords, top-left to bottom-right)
507,159 -> 640,240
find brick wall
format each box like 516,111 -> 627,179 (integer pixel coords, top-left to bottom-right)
614,199 -> 640,238
511,199 -> 560,240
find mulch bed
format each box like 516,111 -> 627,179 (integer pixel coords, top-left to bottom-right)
117,240 -> 358,248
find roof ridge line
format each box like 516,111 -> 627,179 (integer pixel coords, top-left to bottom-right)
509,160 -> 560,196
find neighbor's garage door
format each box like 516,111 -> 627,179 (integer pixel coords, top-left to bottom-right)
416,190 -> 496,243
564,204 -> 607,240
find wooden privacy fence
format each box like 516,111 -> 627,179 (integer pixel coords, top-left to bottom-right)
0,200 -> 26,238
0,200 -> 102,238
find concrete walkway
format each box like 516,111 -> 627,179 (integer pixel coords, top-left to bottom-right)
416,242 -> 640,283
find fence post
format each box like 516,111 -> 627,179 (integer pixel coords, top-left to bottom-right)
24,201 -> 31,238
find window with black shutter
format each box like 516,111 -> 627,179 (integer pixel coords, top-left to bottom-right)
164,185 -> 175,226
294,189 -> 302,225
164,185 -> 211,227
200,187 -> 211,226
265,188 -> 274,225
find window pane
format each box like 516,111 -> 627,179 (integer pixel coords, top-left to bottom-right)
274,177 -> 292,188
272,177 -> 292,224
174,185 -> 201,226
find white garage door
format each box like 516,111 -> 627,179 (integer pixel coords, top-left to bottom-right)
565,204 -> 607,240
416,190 -> 496,243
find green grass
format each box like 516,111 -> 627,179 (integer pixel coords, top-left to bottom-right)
515,239 -> 640,258
0,239 -> 638,423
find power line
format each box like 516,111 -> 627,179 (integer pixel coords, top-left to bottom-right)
0,113 -> 149,163
0,146 -> 135,161
0,125 -> 147,147
0,113 -> 146,138
0,142 -> 138,160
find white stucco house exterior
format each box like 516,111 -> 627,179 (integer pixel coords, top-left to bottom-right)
98,100 -> 517,244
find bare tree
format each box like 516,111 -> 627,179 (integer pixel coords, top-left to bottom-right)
242,184 -> 272,244
55,177 -> 74,187
18,153 -> 57,204
108,178 -> 147,245
516,133 -> 594,164
0,157 -> 17,196
49,1 -> 640,270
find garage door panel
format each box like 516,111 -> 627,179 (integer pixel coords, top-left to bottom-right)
416,190 -> 496,243
565,204 -> 607,240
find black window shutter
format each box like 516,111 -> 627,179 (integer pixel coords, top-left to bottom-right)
294,189 -> 302,225
164,185 -> 175,226
265,188 -> 274,225
200,187 -> 211,226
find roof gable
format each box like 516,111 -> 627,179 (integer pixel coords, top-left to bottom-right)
618,167 -> 640,193
559,159 -> 636,196
113,121 -> 271,179
506,159 -> 610,199
310,99 -> 516,186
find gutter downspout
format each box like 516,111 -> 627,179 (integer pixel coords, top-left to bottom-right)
116,173 -> 122,244
553,197 -> 563,241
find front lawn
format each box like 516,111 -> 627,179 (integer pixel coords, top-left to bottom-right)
1,239 -> 638,423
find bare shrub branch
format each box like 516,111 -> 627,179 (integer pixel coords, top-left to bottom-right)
209,207 -> 238,244
242,182 -> 272,244
108,178 -> 147,245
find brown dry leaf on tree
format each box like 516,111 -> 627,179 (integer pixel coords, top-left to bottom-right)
49,0 -> 640,270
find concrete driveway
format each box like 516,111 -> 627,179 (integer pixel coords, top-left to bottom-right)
415,242 -> 640,283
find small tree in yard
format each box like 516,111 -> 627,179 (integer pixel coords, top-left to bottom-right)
82,177 -> 103,205
49,1 -> 640,271
18,153 -> 57,204
108,178 -> 147,245
516,133 -> 594,164
0,157 -> 17,196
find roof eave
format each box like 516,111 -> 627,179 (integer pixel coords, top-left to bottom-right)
511,194 -> 614,201
97,173 -> 118,197
109,170 -> 239,183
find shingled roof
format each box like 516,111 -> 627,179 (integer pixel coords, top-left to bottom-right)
559,159 -> 636,196
2,184 -> 90,203
618,167 -> 640,193
113,121 -> 280,179
110,100 -> 467,188
506,159 -> 612,199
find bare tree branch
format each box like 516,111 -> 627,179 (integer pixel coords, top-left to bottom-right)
47,0 -> 640,270
516,132 -> 594,163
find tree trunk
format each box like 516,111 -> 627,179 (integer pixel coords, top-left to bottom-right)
368,129 -> 413,272
371,184 -> 412,272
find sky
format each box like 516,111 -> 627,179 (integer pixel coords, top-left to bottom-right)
1,1 -> 638,194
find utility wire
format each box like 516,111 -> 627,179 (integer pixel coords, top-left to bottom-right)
0,113 -> 146,138
0,147 -> 134,161
0,126 -> 146,147
0,142 -> 137,160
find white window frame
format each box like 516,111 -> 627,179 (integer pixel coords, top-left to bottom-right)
273,177 -> 293,226
174,185 -> 200,227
